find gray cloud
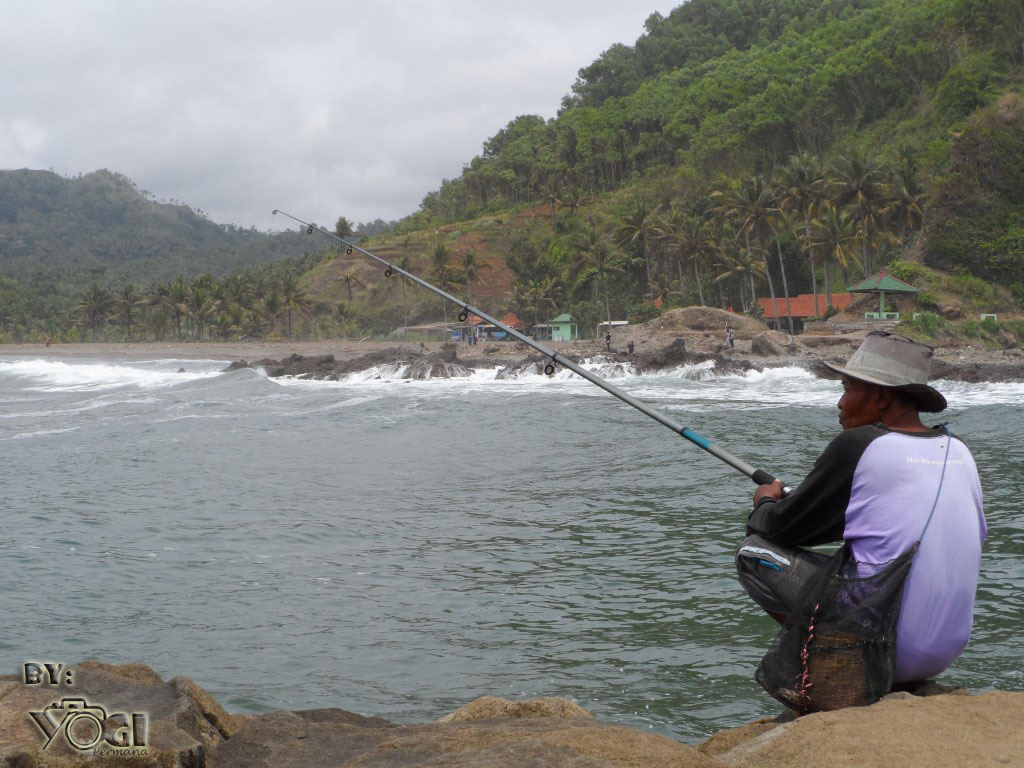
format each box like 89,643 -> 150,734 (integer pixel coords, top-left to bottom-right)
0,1 -> 675,231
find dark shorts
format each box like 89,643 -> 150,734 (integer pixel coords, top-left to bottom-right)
735,534 -> 834,616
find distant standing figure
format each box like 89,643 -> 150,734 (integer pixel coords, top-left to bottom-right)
627,341 -> 634,355
44,336 -> 51,348
726,326 -> 735,349
605,332 -> 611,352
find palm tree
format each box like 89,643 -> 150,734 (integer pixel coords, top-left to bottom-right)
337,265 -> 366,302
830,149 -> 887,277
765,201 -> 797,335
184,284 -> 220,341
396,255 -> 412,338
616,197 -> 657,290
430,243 -> 454,325
646,272 -> 683,307
882,145 -> 925,243
560,187 -> 583,214
571,225 -> 625,334
115,282 -> 143,339
712,176 -> 781,324
809,205 -> 861,309
222,273 -> 251,309
75,283 -> 114,340
280,272 -> 312,339
657,208 -> 719,306
539,183 -> 561,224
161,276 -> 189,340
260,291 -> 283,335
778,152 -> 828,315
335,216 -> 354,239
538,276 -> 564,321
714,242 -> 765,313
460,250 -> 482,303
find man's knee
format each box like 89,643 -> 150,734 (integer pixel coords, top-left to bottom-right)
735,535 -> 803,616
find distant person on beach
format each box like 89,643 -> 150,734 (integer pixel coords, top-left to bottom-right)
605,332 -> 611,352
44,336 -> 51,347
725,326 -> 735,349
627,341 -> 634,355
736,332 -> 985,701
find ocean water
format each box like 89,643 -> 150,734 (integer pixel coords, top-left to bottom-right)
1,353 -> 1021,743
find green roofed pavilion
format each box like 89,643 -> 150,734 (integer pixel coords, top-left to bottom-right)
847,270 -> 918,315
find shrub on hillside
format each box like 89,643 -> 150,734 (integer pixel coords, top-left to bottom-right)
887,260 -> 918,283
910,311 -> 944,338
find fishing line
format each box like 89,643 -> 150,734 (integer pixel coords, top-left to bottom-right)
272,209 -> 790,493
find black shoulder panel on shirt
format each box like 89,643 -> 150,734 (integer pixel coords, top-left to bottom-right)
745,425 -> 886,547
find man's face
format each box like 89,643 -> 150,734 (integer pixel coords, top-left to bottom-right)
837,376 -> 884,430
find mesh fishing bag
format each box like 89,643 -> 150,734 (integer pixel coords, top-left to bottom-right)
755,541 -> 918,713
756,426 -> 952,714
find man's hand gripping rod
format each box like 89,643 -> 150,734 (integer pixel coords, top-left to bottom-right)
273,209 -> 791,494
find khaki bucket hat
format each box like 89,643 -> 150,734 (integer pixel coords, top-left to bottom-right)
823,331 -> 947,412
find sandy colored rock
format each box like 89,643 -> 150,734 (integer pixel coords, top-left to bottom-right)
210,707 -> 716,768
207,709 -> 398,768
697,718 -> 778,758
0,661 -> 230,766
708,690 -> 1024,768
339,718 -> 722,768
438,695 -> 593,722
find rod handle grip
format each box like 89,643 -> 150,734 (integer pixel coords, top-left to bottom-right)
751,469 -> 793,498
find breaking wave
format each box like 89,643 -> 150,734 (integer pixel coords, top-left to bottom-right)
0,358 -> 225,392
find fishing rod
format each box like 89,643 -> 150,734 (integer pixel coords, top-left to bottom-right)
273,209 -> 790,493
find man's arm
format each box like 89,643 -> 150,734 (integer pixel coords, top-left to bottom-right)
747,426 -> 882,547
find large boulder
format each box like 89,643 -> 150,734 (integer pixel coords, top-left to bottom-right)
0,661 -> 236,766
751,331 -> 796,357
646,307 -> 767,336
210,697 -> 718,768
636,337 -> 690,371
700,690 -> 1024,768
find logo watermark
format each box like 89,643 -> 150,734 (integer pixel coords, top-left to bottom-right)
23,662 -> 149,755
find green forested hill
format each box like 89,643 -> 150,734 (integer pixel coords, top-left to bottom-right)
0,169 -> 319,338
408,0 -> 1022,227
355,0 -> 1021,344
0,169 -> 311,284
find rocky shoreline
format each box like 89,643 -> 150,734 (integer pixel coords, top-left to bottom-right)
3,308 -> 1023,383
1,661 -> 1020,767
221,329 -> 1024,385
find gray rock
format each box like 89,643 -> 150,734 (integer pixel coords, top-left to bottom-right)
751,331 -> 794,357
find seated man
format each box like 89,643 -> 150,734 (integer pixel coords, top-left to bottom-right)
737,331 -> 986,687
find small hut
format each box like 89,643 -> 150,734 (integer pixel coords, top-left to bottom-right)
847,271 -> 919,319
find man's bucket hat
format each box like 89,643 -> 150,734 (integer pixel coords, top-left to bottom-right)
823,330 -> 947,412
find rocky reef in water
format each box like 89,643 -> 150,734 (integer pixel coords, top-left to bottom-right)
221,309 -> 1024,384
1,661 -> 1020,767
223,343 -> 476,381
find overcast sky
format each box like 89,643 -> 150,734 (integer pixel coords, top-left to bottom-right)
0,1 -> 677,232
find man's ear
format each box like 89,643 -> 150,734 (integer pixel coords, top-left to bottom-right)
871,383 -> 895,411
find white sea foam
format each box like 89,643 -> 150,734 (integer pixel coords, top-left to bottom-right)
4,426 -> 80,440
932,378 -> 1024,408
0,358 -> 222,392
